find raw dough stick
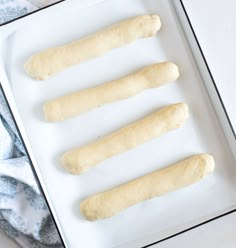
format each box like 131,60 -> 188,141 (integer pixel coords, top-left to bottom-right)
44,62 -> 179,122
24,15 -> 161,80
61,103 -> 189,174
80,154 -> 215,221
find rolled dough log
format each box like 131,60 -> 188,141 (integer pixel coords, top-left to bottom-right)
61,103 -> 189,174
44,62 -> 179,122
80,154 -> 215,221
24,15 -> 161,80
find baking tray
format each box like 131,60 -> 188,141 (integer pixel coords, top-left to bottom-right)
0,0 -> 236,247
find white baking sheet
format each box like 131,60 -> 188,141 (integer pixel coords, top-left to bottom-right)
1,0 -> 236,247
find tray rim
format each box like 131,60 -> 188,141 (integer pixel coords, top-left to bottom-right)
178,0 -> 236,142
0,0 -> 236,247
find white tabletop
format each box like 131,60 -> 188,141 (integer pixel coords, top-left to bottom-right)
2,0 -> 236,247
0,231 -> 20,248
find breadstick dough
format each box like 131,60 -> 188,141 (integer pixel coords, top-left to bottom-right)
80,154 -> 215,221
61,103 -> 189,174
44,62 -> 179,122
25,15 -> 161,80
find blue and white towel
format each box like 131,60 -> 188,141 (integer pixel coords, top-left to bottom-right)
0,90 -> 63,248
0,0 -> 59,24
0,1 -> 63,247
